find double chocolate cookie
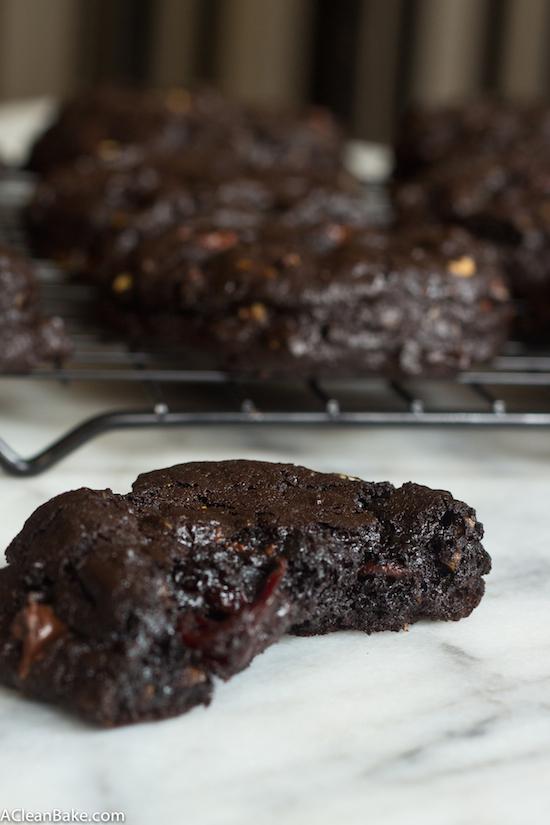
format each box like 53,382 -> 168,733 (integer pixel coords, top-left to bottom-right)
26,150 -> 358,270
393,98 -> 550,180
0,244 -> 70,372
99,222 -> 510,376
27,86 -> 344,178
395,142 -> 550,342
26,86 -> 238,175
0,460 -> 491,726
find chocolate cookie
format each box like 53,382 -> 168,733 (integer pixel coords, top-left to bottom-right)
27,86 -> 343,177
26,152 -> 199,267
395,144 -> 550,342
0,460 -> 490,726
393,98 -> 550,180
26,86 -> 235,175
99,222 -> 510,376
0,244 -> 70,372
26,150 -> 358,270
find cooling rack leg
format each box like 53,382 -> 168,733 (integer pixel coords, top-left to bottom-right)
0,409 -> 169,477
0,437 -> 31,476
0,407 -> 245,476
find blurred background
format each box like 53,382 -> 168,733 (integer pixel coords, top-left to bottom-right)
0,0 -> 548,142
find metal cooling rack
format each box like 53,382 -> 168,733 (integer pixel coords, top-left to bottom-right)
1,172 -> 550,476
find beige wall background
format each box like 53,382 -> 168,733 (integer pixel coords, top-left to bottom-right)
0,0 -> 549,140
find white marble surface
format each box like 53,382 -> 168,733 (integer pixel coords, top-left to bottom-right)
1,103 -> 549,824
1,379 -> 550,825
